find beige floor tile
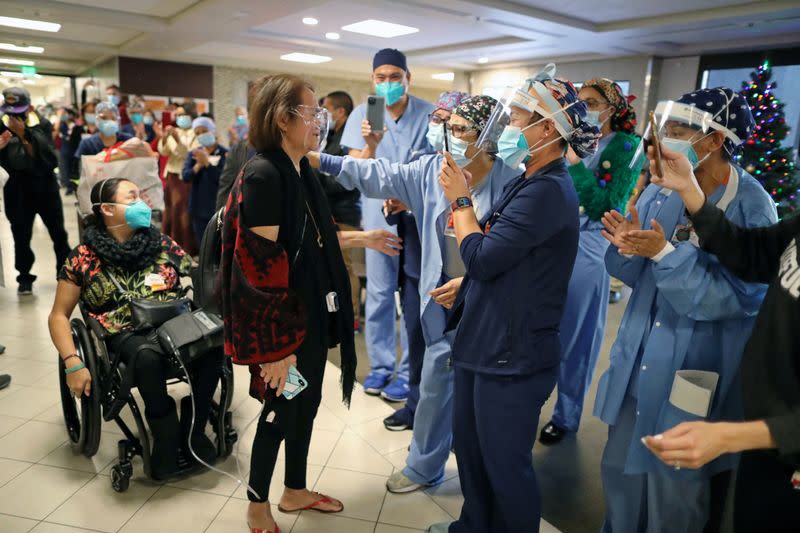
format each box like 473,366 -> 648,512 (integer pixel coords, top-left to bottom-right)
118,486 -> 227,533
312,403 -> 347,433
39,431 -> 119,474
0,420 -> 67,462
322,389 -> 395,426
291,512 -> 376,533
29,522 -> 99,533
424,476 -> 463,519
167,454 -> 249,497
0,385 -> 61,419
326,429 -> 394,476
0,359 -> 57,387
312,467 -> 388,522
0,414 -> 27,438
0,513 -> 39,533
375,525 -> 426,533
0,457 -> 32,486
231,460 -> 324,504
292,428 -> 341,466
205,499 -> 297,533
350,417 -> 412,455
384,447 -> 409,470
0,464 -> 93,519
46,474 -> 160,532
379,491 -> 453,529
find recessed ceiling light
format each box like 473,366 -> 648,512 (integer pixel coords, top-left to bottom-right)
0,71 -> 24,78
302,17 -> 319,25
478,57 -> 489,64
325,32 -> 340,40
341,19 -> 419,38
280,52 -> 332,64
0,57 -> 34,66
0,16 -> 60,33
0,43 -> 44,54
432,72 -> 455,81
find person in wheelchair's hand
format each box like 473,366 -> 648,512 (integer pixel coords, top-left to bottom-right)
48,177 -> 223,480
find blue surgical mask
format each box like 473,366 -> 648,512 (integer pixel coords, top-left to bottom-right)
426,121 -> 445,151
375,82 -> 405,106
143,115 -> 154,126
97,120 -> 119,137
123,200 -> 152,229
448,134 -> 471,167
100,200 -> 152,230
176,115 -> 192,129
84,113 -> 96,125
661,137 -> 700,168
497,126 -> 530,168
130,113 -> 143,125
197,132 -> 216,147
236,115 -> 247,126
108,95 -> 120,106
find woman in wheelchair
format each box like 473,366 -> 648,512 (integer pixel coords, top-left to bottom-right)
48,177 -> 223,480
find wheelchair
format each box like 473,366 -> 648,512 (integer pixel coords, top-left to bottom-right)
58,304 -> 237,492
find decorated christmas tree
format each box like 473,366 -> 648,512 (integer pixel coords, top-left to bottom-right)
737,61 -> 799,217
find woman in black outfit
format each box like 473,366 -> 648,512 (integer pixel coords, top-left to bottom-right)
635,145 -> 800,531
218,74 -> 401,533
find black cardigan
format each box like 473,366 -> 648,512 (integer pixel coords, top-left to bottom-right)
691,202 -> 800,465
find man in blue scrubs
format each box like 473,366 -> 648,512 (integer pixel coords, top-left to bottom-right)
340,49 -> 434,400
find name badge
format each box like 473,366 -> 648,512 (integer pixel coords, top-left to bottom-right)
144,273 -> 167,292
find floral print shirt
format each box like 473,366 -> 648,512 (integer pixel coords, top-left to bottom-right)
58,235 -> 192,335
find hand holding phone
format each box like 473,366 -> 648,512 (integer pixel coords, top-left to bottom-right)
282,365 -> 308,400
648,111 -> 664,178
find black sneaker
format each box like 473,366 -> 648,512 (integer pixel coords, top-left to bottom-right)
383,409 -> 413,431
17,281 -> 33,295
539,421 -> 568,445
0,374 -> 10,390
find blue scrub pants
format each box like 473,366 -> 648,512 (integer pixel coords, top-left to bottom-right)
400,273 -> 424,414
552,229 -> 610,431
600,394 -> 710,533
363,197 -> 409,380
450,365 -> 557,533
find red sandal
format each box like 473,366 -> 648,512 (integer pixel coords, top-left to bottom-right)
247,523 -> 279,533
277,492 -> 344,514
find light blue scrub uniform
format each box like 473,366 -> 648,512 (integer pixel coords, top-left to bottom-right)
594,165 -> 777,532
320,153 -> 519,485
340,94 -> 435,381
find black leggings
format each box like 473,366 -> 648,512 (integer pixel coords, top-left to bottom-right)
247,345 -> 326,503
108,333 -> 222,421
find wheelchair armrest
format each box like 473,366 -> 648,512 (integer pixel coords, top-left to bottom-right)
85,316 -> 110,341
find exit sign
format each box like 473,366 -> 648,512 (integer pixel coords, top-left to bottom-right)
20,66 -> 36,75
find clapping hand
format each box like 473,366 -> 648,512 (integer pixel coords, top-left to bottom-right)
193,148 -> 209,166
601,206 -> 641,250
0,131 -> 12,150
619,219 -> 667,258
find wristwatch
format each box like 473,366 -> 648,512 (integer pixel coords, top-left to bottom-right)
450,196 -> 473,211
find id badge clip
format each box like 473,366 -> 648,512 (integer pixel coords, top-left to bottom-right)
325,291 -> 339,313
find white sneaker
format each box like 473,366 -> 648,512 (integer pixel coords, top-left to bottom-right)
386,470 -> 424,493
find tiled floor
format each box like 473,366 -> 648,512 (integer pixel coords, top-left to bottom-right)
0,194 -> 564,532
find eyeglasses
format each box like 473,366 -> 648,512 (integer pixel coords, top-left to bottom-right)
293,105 -> 327,125
428,113 -> 449,126
446,123 -> 475,136
581,98 -> 611,110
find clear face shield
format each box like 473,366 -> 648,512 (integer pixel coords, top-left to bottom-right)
294,105 -> 330,151
630,100 -> 740,170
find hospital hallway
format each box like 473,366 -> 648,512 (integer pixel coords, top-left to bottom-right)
0,189 -> 625,532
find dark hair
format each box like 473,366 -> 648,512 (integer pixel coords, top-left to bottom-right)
180,101 -> 198,119
249,74 -> 314,153
325,91 -> 354,116
86,178 -> 130,227
107,84 -> 120,92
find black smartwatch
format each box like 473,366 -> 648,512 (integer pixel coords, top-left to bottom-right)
450,196 -> 473,211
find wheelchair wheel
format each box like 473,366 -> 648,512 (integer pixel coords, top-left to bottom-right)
59,319 -> 102,457
111,463 -> 132,493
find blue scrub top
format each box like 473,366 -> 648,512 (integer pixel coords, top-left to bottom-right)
340,94 -> 435,164
74,132 -> 133,159
594,165 -> 777,477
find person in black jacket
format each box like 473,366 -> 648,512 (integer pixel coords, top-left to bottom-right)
0,87 -> 70,295
638,144 -> 800,532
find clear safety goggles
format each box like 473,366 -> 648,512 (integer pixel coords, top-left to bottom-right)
293,105 -> 330,150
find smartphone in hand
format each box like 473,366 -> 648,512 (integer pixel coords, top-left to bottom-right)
648,111 -> 664,177
282,365 -> 308,400
366,95 -> 385,133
